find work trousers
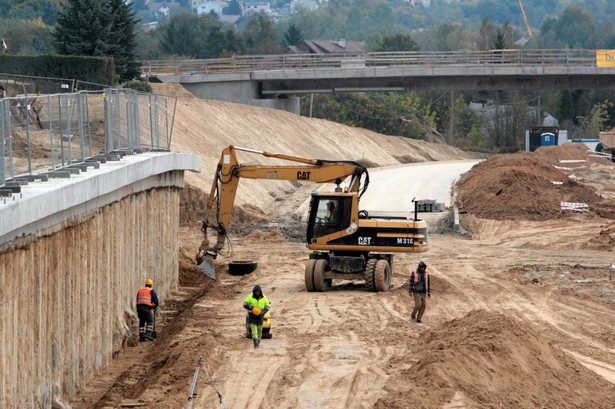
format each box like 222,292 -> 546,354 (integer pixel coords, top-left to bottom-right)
411,292 -> 427,320
250,323 -> 263,340
137,304 -> 154,337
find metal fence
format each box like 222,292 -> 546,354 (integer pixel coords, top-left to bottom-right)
0,88 -> 177,189
0,73 -> 108,96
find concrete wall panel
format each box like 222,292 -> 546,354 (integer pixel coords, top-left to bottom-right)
0,187 -> 180,407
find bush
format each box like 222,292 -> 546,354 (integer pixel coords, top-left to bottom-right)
121,79 -> 152,93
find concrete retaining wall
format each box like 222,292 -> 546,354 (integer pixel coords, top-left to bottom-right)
0,152 -> 201,407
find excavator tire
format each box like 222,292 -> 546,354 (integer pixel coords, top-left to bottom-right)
364,258 -> 378,292
305,259 -> 317,292
375,259 -> 391,292
313,259 -> 332,292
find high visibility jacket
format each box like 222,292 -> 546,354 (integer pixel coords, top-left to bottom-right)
243,293 -> 270,324
409,270 -> 430,293
137,287 -> 155,306
243,293 -> 270,311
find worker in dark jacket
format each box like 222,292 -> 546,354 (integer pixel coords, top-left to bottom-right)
408,261 -> 431,323
243,285 -> 270,349
137,278 -> 159,341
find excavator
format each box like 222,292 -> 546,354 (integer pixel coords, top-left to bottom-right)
196,145 -> 428,292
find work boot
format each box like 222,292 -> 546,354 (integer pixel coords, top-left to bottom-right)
416,319 -> 422,324
411,315 -> 416,322
144,334 -> 154,341
256,339 -> 260,348
253,338 -> 259,349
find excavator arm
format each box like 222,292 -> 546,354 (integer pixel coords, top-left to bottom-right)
196,145 -> 369,277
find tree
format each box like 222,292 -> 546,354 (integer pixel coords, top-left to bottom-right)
109,0 -> 140,81
373,33 -> 419,52
284,23 -> 303,46
223,0 -> 241,15
54,0 -> 140,81
575,100 -> 613,138
54,0 -> 112,56
159,12 -> 215,58
242,13 -> 282,54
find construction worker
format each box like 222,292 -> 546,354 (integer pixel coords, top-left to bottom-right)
136,278 -> 159,341
243,285 -> 270,349
326,201 -> 338,223
408,261 -> 431,323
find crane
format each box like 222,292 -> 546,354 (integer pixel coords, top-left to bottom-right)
518,0 -> 532,38
196,145 -> 429,292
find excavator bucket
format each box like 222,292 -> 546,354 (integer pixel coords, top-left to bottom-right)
198,256 -> 216,279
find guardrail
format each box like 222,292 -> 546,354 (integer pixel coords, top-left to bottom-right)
0,89 -> 177,190
142,49 -> 600,76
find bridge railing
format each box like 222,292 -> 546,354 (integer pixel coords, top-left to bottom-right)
0,89 -> 177,190
142,49 -> 599,76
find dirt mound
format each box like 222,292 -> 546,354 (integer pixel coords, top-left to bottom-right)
150,82 -> 196,99
242,229 -> 286,242
179,183 -> 208,226
377,310 -> 615,409
457,145 -> 610,221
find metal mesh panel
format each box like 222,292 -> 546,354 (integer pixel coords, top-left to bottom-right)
0,88 -> 176,188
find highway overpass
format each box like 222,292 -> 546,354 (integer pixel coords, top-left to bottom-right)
145,49 -> 615,113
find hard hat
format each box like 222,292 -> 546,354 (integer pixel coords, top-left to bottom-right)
252,306 -> 262,315
145,279 -> 153,286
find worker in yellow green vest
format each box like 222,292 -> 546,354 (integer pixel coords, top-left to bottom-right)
243,285 -> 270,349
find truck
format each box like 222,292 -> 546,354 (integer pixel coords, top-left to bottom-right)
196,145 -> 429,292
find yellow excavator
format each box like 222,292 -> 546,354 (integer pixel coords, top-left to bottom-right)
196,145 -> 428,292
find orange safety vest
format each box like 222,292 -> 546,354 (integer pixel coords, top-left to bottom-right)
137,287 -> 155,306
412,270 -> 429,289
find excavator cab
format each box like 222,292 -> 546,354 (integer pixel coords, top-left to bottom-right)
306,193 -> 355,242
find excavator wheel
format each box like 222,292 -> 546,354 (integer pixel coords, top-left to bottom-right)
364,258 -> 378,292
313,259 -> 332,292
375,259 -> 392,292
305,259 -> 317,292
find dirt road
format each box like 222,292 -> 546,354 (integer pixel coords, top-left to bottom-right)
69,89 -> 615,408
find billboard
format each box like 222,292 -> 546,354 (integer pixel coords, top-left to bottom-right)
596,50 -> 615,67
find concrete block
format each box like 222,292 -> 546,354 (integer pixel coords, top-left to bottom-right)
48,170 -> 71,178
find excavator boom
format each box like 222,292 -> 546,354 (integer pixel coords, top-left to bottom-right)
196,145 -> 369,277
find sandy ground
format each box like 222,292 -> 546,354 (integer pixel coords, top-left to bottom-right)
69,85 -> 615,408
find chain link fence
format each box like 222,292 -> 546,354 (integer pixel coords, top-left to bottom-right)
0,88 -> 177,190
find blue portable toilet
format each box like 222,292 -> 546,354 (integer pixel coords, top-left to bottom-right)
541,132 -> 555,147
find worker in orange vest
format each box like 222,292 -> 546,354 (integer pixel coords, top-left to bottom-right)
137,278 -> 159,341
408,261 -> 431,323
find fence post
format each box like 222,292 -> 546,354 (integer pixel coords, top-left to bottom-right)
6,99 -> 13,178
25,96 -> 32,175
77,92 -> 85,162
0,99 -> 4,185
48,95 -> 55,170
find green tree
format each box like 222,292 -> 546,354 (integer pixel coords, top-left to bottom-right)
575,100 -> 613,138
537,6 -> 596,48
372,33 -> 419,52
159,12 -> 217,58
0,18 -> 54,55
54,0 -> 112,56
109,0 -> 140,81
242,13 -> 282,54
284,23 -> 304,46
223,0 -> 241,15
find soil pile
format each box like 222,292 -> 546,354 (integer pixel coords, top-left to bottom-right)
457,144 -> 612,221
378,310 -> 615,409
151,82 -> 485,214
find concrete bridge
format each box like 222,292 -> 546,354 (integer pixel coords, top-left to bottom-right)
145,49 -> 615,113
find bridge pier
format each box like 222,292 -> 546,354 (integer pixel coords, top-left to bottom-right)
0,152 -> 200,407
160,77 -> 301,114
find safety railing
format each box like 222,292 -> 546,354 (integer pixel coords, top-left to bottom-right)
141,49 -> 601,76
0,89 -> 177,189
